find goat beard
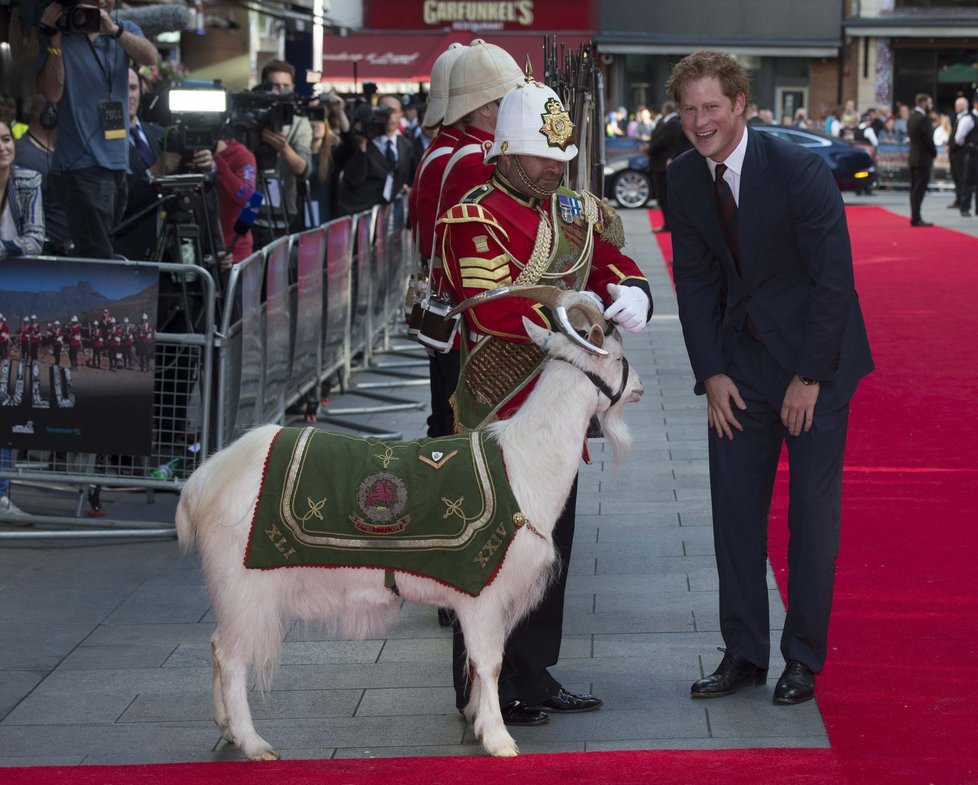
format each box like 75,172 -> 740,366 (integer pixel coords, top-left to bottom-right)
600,403 -> 632,470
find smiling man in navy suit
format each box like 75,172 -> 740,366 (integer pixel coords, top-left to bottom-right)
665,50 -> 874,706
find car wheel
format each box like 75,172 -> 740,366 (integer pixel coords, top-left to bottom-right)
612,170 -> 652,209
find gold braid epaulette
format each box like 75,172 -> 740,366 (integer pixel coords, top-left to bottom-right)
437,203 -> 510,244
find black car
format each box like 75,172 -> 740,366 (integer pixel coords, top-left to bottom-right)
604,125 -> 878,208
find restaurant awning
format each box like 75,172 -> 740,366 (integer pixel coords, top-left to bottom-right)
320,31 -> 594,95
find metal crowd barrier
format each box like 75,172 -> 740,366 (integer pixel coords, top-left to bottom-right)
0,195 -> 420,539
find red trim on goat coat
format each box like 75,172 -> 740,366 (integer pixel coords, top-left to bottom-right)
242,426 -> 287,567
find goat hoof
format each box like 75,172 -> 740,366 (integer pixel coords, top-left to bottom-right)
247,748 -> 280,761
481,728 -> 519,757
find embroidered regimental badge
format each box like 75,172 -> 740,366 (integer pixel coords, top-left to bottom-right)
539,97 -> 574,150
352,472 -> 410,534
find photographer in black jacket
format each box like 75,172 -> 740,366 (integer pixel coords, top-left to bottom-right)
337,93 -> 415,216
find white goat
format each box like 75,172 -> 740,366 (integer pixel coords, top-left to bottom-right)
175,286 -> 644,760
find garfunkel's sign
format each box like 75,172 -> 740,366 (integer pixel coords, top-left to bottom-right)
423,1 -> 535,27
365,0 -> 591,32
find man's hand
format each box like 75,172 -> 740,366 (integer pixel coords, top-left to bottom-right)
604,283 -> 649,333
191,148 -> 214,172
704,373 -> 746,440
781,375 -> 819,436
100,9 -> 120,36
40,2 -> 65,34
260,128 -> 289,153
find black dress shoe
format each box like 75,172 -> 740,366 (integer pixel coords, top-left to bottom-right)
691,650 -> 767,698
773,659 -> 815,705
910,220 -> 934,227
535,687 -> 603,713
948,202 -> 961,209
961,210 -> 972,217
500,700 -> 548,726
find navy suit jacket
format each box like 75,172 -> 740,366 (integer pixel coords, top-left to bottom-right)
668,128 -> 873,411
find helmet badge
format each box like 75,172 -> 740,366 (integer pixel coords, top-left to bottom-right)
539,97 -> 574,150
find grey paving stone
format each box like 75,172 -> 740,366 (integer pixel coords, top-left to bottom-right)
0,205 -> 837,764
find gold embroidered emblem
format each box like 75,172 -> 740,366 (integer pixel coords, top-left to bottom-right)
418,449 -> 459,470
539,97 -> 574,150
442,496 -> 466,519
473,235 -> 489,253
373,445 -> 398,468
298,496 -> 327,523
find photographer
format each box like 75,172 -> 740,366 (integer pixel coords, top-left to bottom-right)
251,59 -> 312,247
337,93 -> 415,216
113,68 -> 220,262
36,0 -> 159,259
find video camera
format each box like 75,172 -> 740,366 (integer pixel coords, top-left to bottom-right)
226,87 -> 324,169
350,101 -> 394,140
16,0 -> 101,36
142,84 -> 227,159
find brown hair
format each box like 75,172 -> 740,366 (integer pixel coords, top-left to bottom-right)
665,50 -> 750,108
260,59 -> 295,85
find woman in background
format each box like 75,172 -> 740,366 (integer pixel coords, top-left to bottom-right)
0,117 -> 45,517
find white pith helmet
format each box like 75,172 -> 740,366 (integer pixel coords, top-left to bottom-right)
486,79 -> 578,163
443,39 -> 524,127
423,43 -> 468,129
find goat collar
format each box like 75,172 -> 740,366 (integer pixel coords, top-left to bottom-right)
554,355 -> 630,407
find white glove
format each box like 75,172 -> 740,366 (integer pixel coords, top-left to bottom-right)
604,283 -> 649,333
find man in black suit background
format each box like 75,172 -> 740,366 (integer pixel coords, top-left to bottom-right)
647,100 -> 691,232
665,50 -> 874,706
337,94 -> 416,216
907,93 -> 936,227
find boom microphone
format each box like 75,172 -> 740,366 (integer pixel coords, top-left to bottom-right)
118,4 -> 192,37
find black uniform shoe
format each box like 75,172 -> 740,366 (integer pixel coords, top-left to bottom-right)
535,687 -> 603,713
910,219 -> 934,227
500,700 -> 548,726
961,210 -> 972,217
691,649 -> 767,698
773,659 -> 815,705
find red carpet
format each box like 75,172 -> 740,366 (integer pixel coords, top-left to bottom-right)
652,205 -> 978,784
5,207 -> 975,784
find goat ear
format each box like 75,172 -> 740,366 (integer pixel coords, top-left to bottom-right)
587,323 -> 606,350
523,316 -> 551,348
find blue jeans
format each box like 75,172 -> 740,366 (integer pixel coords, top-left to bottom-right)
54,167 -> 128,260
0,449 -> 11,497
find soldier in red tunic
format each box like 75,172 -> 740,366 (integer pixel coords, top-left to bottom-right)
436,79 -> 652,726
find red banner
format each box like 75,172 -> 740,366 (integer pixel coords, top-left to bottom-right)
364,0 -> 593,33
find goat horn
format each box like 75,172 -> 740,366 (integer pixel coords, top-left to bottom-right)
447,285 -> 609,356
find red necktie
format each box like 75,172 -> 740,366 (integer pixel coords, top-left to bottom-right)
714,162 -> 739,272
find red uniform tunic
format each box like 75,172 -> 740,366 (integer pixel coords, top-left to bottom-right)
408,125 -> 463,262
438,172 -> 650,421
438,126 -> 495,221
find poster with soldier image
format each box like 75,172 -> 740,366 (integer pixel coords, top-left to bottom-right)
0,259 -> 159,454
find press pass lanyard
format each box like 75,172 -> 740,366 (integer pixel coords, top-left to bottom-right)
86,32 -> 127,141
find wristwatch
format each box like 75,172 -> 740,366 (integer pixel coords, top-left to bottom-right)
112,25 -> 125,39
799,375 -> 818,386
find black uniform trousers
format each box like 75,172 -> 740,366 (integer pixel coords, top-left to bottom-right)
959,150 -> 978,214
709,330 -> 849,674
453,476 -> 578,709
909,164 -> 932,223
426,349 -> 460,438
